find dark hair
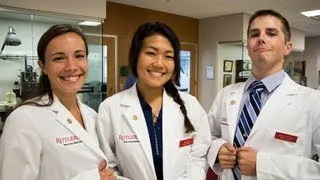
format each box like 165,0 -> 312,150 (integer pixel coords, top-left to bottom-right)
24,24 -> 88,107
247,9 -> 291,42
129,22 -> 195,133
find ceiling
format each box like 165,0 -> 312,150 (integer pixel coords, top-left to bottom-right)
108,0 -> 320,37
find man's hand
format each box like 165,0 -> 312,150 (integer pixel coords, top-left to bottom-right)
218,143 -> 237,169
237,146 -> 257,176
99,160 -> 116,180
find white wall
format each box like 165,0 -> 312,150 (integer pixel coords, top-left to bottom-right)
0,0 -> 106,19
304,37 -> 320,89
199,13 -> 246,111
242,13 -> 251,42
291,28 -> 305,51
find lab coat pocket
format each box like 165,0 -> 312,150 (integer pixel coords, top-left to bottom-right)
53,134 -> 88,168
179,137 -> 194,150
262,128 -> 306,154
273,131 -> 305,147
172,137 -> 193,178
177,136 -> 193,161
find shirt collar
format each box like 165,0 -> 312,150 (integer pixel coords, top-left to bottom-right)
245,70 -> 285,93
137,87 -> 149,110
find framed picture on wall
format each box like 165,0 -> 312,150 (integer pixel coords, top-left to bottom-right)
242,60 -> 252,71
224,60 -> 233,72
300,76 -> 307,86
223,74 -> 232,87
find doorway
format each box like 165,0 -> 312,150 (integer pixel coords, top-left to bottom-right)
180,43 -> 198,97
103,35 -> 118,97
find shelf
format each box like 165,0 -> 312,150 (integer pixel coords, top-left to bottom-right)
0,55 -> 38,61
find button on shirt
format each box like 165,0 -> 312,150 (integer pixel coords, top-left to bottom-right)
138,95 -> 163,180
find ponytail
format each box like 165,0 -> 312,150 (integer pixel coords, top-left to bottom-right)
164,81 -> 195,133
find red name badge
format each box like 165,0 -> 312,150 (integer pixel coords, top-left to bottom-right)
179,138 -> 194,147
274,132 -> 298,143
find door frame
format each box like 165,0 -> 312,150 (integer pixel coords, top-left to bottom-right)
102,34 -> 118,96
180,42 -> 198,97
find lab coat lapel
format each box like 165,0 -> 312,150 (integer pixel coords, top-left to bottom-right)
248,74 -> 299,140
120,85 -> 155,172
78,101 -> 107,159
50,95 -> 106,160
226,84 -> 245,143
162,90 -> 183,178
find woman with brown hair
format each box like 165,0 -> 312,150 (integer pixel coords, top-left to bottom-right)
0,24 -> 114,180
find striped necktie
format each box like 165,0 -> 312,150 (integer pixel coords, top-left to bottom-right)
232,81 -> 266,180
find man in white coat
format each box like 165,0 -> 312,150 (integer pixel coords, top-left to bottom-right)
207,10 -> 320,180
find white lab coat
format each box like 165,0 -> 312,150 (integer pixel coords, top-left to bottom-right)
97,85 -> 211,180
207,74 -> 320,180
0,94 -> 107,180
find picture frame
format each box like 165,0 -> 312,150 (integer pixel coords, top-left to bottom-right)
300,76 -> 307,86
242,60 -> 252,71
223,74 -> 232,87
205,65 -> 214,80
223,60 -> 233,72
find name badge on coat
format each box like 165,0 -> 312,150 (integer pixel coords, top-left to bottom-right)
179,138 -> 194,148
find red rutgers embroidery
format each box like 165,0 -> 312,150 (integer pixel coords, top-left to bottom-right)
56,135 -> 82,146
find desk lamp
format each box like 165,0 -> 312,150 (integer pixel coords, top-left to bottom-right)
0,26 -> 21,55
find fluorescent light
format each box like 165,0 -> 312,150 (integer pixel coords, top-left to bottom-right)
301,9 -> 320,17
78,21 -> 101,26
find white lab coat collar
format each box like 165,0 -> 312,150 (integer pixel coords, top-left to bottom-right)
47,93 -> 107,161
247,74 -> 300,141
226,73 -> 300,143
120,85 -> 184,178
120,85 -> 155,174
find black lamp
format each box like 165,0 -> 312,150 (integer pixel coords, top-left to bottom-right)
0,26 -> 21,55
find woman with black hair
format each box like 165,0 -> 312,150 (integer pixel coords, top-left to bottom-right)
97,22 -> 210,180
0,24 -> 115,180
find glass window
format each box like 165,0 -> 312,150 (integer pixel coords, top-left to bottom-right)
0,7 -> 104,111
